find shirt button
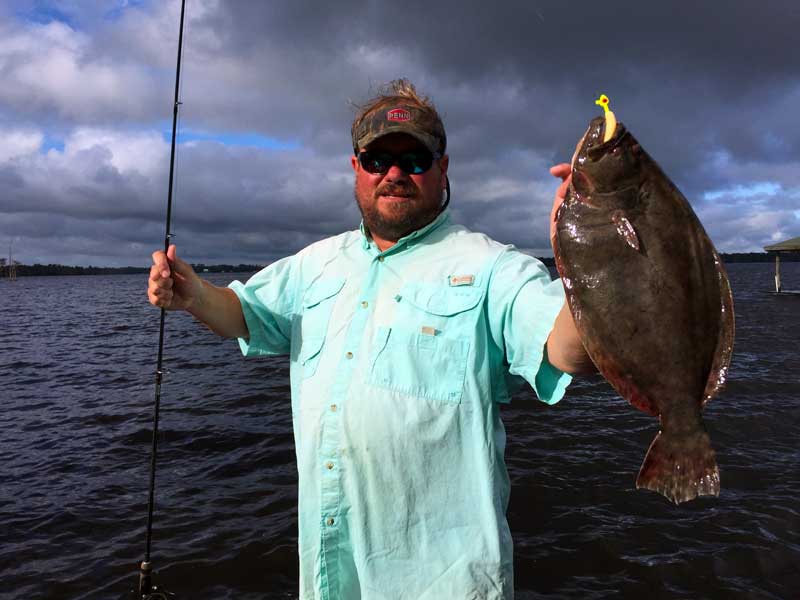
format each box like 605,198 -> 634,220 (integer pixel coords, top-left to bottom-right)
378,256 -> 384,262
325,461 -> 334,470
330,404 -> 337,412
361,301 -> 369,308
327,517 -> 335,526
346,352 -> 353,359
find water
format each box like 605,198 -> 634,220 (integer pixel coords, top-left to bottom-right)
1,263 -> 798,599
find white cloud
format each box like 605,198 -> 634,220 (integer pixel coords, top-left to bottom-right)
704,182 -> 781,202
0,18 -> 160,122
64,127 -> 168,175
0,128 -> 43,161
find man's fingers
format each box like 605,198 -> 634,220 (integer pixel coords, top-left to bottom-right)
152,249 -> 168,267
556,175 -> 571,200
149,262 -> 174,289
149,245 -> 186,309
149,244 -> 194,310
165,244 -> 195,278
166,244 -> 183,274
151,250 -> 171,279
150,283 -> 173,304
549,164 -> 572,243
549,163 -> 571,180
148,286 -> 172,308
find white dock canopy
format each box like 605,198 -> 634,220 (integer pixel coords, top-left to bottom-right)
764,236 -> 800,293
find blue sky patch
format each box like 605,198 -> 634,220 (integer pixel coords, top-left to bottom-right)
104,0 -> 146,22
15,0 -> 145,27
41,134 -> 65,153
166,128 -> 300,151
704,182 -> 781,202
16,1 -> 76,27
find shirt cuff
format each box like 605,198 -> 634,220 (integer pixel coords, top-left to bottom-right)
533,346 -> 573,405
228,280 -> 277,357
524,293 -> 573,405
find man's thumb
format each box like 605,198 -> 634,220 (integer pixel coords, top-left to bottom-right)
167,244 -> 194,276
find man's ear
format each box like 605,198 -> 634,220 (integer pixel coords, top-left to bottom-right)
351,154 -> 359,172
439,154 -> 449,187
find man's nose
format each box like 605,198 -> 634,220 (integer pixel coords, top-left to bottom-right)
384,164 -> 410,181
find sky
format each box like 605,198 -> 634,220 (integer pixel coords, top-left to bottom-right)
0,0 -> 798,267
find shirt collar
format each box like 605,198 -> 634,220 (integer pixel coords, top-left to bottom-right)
360,209 -> 451,253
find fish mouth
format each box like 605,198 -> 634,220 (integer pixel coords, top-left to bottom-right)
571,116 -> 624,167
570,117 -> 603,169
570,116 -> 627,197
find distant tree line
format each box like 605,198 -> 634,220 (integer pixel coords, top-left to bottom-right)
191,263 -> 266,273
2,253 -> 797,278
5,263 -> 264,277
719,252 -> 800,263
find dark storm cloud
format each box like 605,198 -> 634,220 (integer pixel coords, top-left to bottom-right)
0,131 -> 361,266
0,0 -> 797,265
202,1 -> 799,148
179,0 -> 800,226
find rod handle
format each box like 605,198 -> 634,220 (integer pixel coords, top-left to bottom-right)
138,560 -> 153,596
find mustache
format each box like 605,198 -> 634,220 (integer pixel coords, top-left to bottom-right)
375,182 -> 418,198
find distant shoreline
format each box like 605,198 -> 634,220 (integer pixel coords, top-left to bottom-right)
2,253 -> 795,277
3,264 -> 265,277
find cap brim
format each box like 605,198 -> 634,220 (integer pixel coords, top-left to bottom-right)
356,126 -> 439,153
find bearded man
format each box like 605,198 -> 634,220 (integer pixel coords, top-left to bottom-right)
148,79 -> 591,599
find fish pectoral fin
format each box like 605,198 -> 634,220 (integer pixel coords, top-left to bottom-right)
611,210 -> 641,252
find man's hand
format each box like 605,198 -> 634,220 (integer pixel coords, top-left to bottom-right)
546,162 -> 595,375
548,163 -> 571,246
148,244 -> 249,339
148,244 -> 204,310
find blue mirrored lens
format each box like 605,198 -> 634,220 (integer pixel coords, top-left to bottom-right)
359,151 -> 436,175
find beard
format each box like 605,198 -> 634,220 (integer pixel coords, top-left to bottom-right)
355,180 -> 441,242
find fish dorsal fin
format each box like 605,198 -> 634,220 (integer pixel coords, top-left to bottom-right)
702,246 -> 735,405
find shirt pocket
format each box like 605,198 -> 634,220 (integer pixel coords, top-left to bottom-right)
368,284 -> 483,404
298,277 -> 346,379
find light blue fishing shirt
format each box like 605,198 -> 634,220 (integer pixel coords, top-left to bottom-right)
229,209 -> 572,599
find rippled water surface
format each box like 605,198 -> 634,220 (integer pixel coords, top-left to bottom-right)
1,262 -> 799,599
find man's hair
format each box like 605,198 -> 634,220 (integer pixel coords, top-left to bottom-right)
351,79 -> 447,153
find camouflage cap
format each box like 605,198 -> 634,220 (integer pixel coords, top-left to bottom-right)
352,103 -> 446,154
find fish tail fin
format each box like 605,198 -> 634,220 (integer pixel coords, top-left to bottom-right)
636,428 -> 720,504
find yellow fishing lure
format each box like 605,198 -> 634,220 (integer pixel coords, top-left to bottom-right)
595,94 -> 617,142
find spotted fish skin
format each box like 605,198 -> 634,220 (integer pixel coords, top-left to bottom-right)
554,116 -> 734,505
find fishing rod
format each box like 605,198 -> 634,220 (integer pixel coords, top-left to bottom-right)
136,0 -> 187,598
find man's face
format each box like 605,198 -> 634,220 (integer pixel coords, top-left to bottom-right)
351,133 -> 449,244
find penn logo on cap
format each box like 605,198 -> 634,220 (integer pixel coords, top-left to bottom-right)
386,108 -> 412,122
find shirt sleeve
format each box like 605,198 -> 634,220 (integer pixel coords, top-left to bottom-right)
227,255 -> 297,357
486,248 -> 572,404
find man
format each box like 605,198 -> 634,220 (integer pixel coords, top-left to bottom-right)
148,79 -> 592,599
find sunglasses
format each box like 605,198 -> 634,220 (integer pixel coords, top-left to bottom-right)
358,150 -> 442,175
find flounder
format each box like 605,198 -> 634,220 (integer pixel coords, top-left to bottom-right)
554,115 -> 734,504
